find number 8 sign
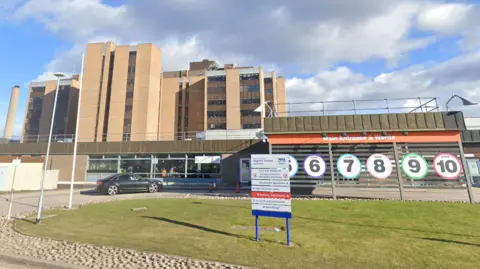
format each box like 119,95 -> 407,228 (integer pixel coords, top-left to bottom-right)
366,154 -> 393,179
337,154 -> 362,179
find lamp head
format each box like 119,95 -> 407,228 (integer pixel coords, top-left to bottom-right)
54,72 -> 66,78
456,95 -> 477,106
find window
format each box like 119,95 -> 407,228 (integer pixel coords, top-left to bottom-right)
208,76 -> 226,82
207,111 -> 226,118
88,159 -> 118,172
241,98 -> 260,104
241,110 -> 259,117
264,78 -> 273,83
128,79 -> 135,86
118,175 -> 131,181
265,88 -> 273,94
243,123 -> 261,129
126,91 -> 134,98
125,105 -> 132,112
208,100 -> 226,106
124,118 -> 131,125
128,66 -> 136,73
208,86 -> 226,93
122,133 -> 131,141
240,74 -> 259,80
32,87 -> 45,93
208,123 -> 226,130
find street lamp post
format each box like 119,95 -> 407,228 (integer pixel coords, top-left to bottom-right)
254,101 -> 276,117
445,94 -> 477,111
35,72 -> 66,224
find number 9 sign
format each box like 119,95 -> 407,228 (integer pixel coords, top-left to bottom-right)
366,154 -> 392,179
337,154 -> 362,179
401,153 -> 428,180
303,155 -> 327,178
433,153 -> 462,180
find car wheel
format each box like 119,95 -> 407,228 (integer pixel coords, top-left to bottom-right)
148,183 -> 158,193
107,185 -> 118,196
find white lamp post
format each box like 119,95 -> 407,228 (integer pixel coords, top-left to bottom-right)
68,54 -> 85,209
35,72 -> 65,224
254,101 -> 276,117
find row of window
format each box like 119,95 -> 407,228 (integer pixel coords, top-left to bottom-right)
208,100 -> 226,106
208,86 -> 226,93
243,123 -> 261,129
208,76 -> 226,82
240,110 -> 260,117
241,98 -> 260,104
128,66 -> 136,73
240,84 -> 260,92
240,74 -> 259,80
207,111 -> 226,118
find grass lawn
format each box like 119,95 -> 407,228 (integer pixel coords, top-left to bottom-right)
16,199 -> 480,269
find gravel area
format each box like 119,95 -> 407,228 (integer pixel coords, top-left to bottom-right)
0,196 -> 260,269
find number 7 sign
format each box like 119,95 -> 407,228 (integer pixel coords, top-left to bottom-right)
337,154 -> 362,179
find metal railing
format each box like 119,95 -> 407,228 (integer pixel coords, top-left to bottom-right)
277,97 -> 439,117
0,130 -> 264,144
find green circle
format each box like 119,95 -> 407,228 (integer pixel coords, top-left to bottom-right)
401,153 -> 428,180
337,154 -> 362,179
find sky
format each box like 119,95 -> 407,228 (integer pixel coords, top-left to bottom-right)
1,0 -> 480,136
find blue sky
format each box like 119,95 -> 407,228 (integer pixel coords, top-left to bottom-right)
1,0 -> 480,136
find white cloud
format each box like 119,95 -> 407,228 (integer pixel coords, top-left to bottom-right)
417,3 -> 474,34
286,50 -> 480,116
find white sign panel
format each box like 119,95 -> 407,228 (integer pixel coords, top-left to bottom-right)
251,180 -> 291,187
252,199 -> 292,206
251,155 -> 289,169
12,159 -> 21,166
288,155 -> 298,177
252,186 -> 291,193
195,156 -> 221,164
303,155 -> 327,178
433,153 -> 463,180
366,154 -> 393,179
337,154 -> 362,179
251,168 -> 289,180
252,203 -> 291,212
152,158 -> 158,165
401,153 -> 428,179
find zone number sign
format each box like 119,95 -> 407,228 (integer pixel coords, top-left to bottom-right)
433,153 -> 463,180
401,153 -> 428,180
366,153 -> 393,179
303,155 -> 327,178
337,154 -> 362,179
288,155 -> 299,177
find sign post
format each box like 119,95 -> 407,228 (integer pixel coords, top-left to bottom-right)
7,158 -> 21,221
251,154 -> 292,246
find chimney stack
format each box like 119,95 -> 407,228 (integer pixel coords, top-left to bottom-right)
4,86 -> 20,139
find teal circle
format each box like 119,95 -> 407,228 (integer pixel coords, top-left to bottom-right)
337,154 -> 362,179
401,153 -> 428,180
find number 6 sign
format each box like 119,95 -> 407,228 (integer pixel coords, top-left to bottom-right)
433,153 -> 463,180
337,154 -> 362,179
303,155 -> 327,178
366,154 -> 393,179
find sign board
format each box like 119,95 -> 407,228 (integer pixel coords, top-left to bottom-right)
251,154 -> 291,219
433,153 -> 463,180
401,153 -> 428,179
303,155 -> 327,178
195,156 -> 221,164
366,153 -> 393,179
152,158 -> 158,165
12,159 -> 21,167
288,155 -> 298,177
337,154 -> 362,179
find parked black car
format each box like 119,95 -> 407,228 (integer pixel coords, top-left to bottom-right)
96,173 -> 163,195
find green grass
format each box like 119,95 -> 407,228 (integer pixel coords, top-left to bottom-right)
16,199 -> 480,269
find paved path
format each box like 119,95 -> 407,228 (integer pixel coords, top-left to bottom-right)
0,261 -> 39,269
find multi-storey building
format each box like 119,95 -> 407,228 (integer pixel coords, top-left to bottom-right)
78,42 -> 286,142
21,42 -> 286,142
22,77 -> 80,142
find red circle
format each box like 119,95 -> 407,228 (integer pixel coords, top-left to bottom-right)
433,153 -> 463,180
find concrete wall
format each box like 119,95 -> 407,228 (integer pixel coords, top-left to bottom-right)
47,155 -> 88,183
226,69 -> 241,129
0,163 -> 58,191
